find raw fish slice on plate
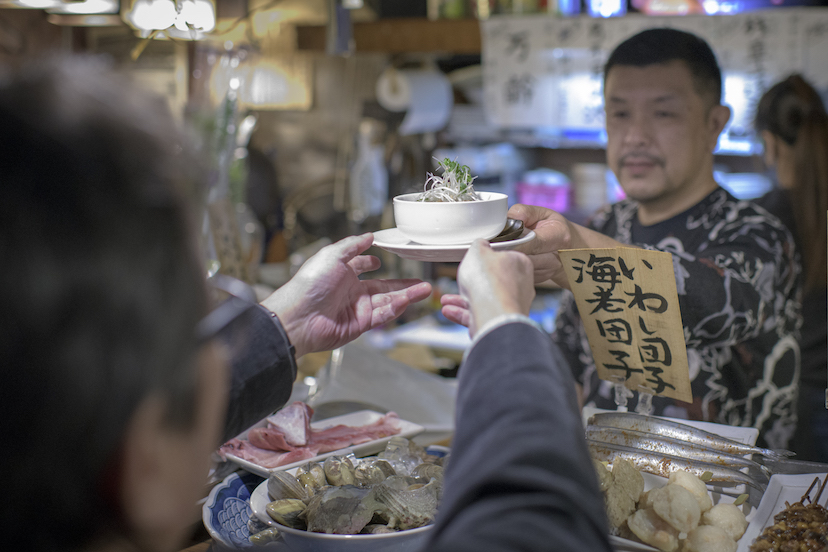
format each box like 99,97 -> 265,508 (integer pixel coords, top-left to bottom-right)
307,414 -> 403,452
264,401 -> 313,446
220,440 -> 320,469
218,401 -> 422,474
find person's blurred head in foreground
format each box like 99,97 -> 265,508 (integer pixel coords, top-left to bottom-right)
755,74 -> 828,292
602,28 -> 731,224
0,57 -> 228,552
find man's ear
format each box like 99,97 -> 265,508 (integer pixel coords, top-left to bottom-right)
707,104 -> 732,150
761,130 -> 779,167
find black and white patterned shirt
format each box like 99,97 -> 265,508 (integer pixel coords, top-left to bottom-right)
554,187 -> 802,449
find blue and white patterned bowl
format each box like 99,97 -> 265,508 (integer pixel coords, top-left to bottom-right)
203,470 -> 270,548
203,446 -> 449,550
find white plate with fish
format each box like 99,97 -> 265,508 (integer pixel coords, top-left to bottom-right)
372,228 -> 536,263
585,409 -> 772,495
583,407 -> 759,446
736,472 -> 828,552
586,409 -> 763,551
585,408 -> 776,508
223,410 -> 425,478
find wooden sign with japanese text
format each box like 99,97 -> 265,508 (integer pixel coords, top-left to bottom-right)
560,247 -> 692,403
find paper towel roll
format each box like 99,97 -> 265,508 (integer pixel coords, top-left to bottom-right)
376,68 -> 411,112
376,68 -> 453,136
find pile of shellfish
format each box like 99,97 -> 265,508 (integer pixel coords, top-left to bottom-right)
265,437 -> 447,535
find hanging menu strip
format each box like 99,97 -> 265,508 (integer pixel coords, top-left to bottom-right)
481,9 -> 828,139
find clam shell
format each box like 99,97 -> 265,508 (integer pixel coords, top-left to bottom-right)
372,476 -> 439,530
248,527 -> 281,545
412,463 -> 444,483
303,485 -> 378,534
268,471 -> 307,500
296,462 -> 327,487
266,498 -> 307,529
354,458 -> 396,488
323,455 -> 356,486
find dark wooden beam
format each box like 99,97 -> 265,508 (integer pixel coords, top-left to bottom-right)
296,17 -> 481,54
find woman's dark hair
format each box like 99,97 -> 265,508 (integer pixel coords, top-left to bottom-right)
755,74 -> 828,292
0,57 -> 208,551
604,28 -> 723,107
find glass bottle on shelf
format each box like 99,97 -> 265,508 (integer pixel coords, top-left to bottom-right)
348,119 -> 388,226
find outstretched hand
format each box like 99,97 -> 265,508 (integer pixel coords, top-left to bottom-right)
508,204 -> 624,288
440,240 -> 535,337
261,233 -> 432,357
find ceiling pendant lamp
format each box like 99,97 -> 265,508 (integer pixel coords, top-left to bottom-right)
123,0 -> 215,39
1,0 -> 123,27
47,0 -> 118,14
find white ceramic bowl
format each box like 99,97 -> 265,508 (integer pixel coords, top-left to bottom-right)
393,191 -> 508,245
271,521 -> 433,552
248,445 -> 450,552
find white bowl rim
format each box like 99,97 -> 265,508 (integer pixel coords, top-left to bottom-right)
393,191 -> 508,203
272,520 -> 433,541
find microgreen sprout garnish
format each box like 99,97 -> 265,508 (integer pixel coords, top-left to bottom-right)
418,157 -> 480,202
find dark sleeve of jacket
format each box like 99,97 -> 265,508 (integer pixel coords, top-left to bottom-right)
425,322 -> 612,552
218,304 -> 298,443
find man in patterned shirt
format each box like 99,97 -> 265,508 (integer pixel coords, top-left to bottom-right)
509,28 -> 802,449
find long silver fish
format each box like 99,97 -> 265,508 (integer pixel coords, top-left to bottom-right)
587,440 -> 768,493
589,412 -> 794,459
585,425 -> 772,481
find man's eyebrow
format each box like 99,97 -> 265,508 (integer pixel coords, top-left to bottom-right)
652,95 -> 680,103
606,94 -> 681,104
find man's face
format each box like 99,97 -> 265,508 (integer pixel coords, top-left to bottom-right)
604,60 -> 726,215
164,344 -> 230,549
122,342 -> 230,552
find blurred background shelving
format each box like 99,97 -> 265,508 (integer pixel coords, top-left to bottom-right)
2,0 -> 822,369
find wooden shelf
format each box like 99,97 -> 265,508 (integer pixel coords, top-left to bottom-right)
296,17 -> 481,54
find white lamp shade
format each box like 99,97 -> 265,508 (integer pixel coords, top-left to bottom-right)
12,0 -> 62,8
47,0 -> 118,14
126,0 -> 214,36
176,0 -> 214,31
127,0 -> 177,31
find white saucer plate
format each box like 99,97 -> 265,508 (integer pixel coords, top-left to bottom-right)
372,228 -> 536,262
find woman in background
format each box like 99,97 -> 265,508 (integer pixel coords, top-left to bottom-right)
754,74 -> 828,462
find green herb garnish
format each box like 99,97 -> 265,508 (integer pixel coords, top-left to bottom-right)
418,157 -> 480,202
